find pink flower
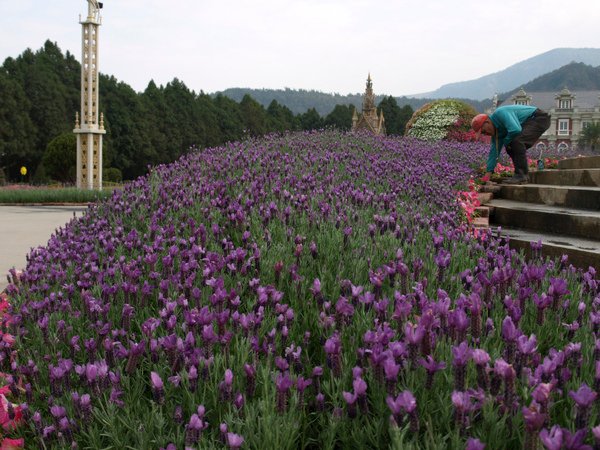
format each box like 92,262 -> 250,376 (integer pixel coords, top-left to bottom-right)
0,395 -> 22,431
0,437 -> 24,450
1,333 -> 15,346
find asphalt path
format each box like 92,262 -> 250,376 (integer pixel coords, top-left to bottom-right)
0,205 -> 88,292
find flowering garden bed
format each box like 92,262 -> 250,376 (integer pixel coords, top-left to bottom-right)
2,131 -> 599,449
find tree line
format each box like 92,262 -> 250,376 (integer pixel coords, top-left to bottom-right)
0,41 -> 414,183
216,87 -> 444,116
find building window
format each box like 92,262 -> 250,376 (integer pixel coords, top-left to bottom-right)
514,100 -> 528,105
558,119 -> 570,135
582,121 -> 592,129
558,99 -> 572,109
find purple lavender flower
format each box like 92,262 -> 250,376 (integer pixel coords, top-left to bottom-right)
185,414 -> 204,446
324,333 -> 342,377
311,366 -> 324,393
315,392 -> 325,412
387,390 -> 418,432
569,383 -> 597,429
386,394 -> 403,426
295,376 -> 312,409
450,308 -> 469,343
522,403 -> 547,450
471,349 -> 490,391
226,432 -> 245,449
532,383 -> 553,405
562,428 -> 590,450
110,387 -> 125,408
150,371 -> 165,405
383,357 -> 401,394
465,438 -> 486,450
419,355 -> 446,389
397,390 -> 417,414
451,390 -> 470,432
343,391 -> 358,418
404,322 -> 425,366
187,365 -> 198,393
548,277 -> 570,307
569,383 -> 597,408
219,369 -> 234,401
434,248 -> 451,281
309,241 -> 317,259
452,342 -> 471,391
275,373 -> 293,413
353,376 -> 368,414
539,426 -> 563,450
592,425 -> 600,449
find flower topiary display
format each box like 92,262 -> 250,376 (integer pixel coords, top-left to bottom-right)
405,99 -> 479,142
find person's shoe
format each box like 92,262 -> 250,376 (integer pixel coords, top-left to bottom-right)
502,175 -> 528,185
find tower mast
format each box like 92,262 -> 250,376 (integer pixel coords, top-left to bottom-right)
74,0 -> 105,190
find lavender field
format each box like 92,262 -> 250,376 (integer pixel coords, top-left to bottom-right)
3,131 -> 599,449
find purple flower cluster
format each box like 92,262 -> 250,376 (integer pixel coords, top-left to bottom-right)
3,131 -> 599,448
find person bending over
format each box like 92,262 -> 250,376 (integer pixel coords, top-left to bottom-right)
471,105 -> 550,184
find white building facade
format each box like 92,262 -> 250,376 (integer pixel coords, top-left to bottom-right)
502,87 -> 600,153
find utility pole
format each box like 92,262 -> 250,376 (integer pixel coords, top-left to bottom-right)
74,1 -> 105,190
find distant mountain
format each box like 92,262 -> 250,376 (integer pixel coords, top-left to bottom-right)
215,88 -> 488,116
412,48 -> 600,101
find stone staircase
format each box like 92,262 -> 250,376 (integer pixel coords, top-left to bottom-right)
485,155 -> 600,269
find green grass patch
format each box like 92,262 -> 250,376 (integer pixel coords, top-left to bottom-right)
0,186 -> 116,203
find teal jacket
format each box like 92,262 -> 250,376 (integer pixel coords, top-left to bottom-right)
486,105 -> 537,172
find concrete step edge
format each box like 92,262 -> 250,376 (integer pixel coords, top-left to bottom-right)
558,156 -> 600,170
501,184 -> 600,191
488,199 -> 600,217
492,226 -> 600,251
491,226 -> 600,269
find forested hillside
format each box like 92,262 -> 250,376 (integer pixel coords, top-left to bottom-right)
217,87 -> 489,116
0,41 -> 414,183
500,62 -> 600,99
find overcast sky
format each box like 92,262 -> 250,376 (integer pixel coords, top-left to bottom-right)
1,0 -> 599,96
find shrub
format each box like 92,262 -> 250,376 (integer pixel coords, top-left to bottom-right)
103,167 -> 123,183
42,133 -> 76,183
405,99 -> 478,142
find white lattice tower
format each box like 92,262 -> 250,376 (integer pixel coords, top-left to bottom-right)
74,1 -> 105,190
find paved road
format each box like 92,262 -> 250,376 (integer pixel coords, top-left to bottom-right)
0,205 -> 88,292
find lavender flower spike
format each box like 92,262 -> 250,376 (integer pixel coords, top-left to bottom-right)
226,432 -> 245,449
150,371 -> 165,405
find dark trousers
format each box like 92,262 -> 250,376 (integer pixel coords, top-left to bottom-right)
506,109 -> 551,176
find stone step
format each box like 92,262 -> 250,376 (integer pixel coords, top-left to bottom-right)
558,155 -> 600,170
473,217 -> 489,228
498,184 -> 600,210
529,169 -> 600,187
488,199 -> 600,240
492,226 -> 600,270
475,206 -> 489,218
477,192 -> 493,204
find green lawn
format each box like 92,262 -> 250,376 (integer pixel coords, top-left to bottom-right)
0,185 -> 117,203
